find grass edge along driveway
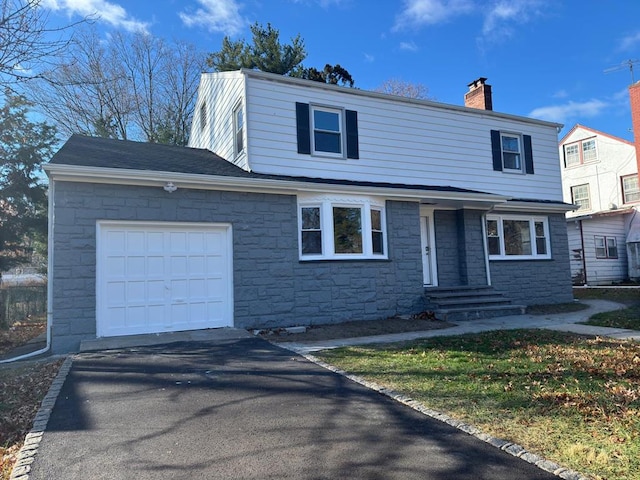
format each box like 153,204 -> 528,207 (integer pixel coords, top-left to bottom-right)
316,329 -> 640,480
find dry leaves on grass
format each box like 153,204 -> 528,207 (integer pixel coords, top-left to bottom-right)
0,318 -> 46,356
0,359 -> 64,479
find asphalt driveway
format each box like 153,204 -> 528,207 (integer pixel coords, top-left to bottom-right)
29,337 -> 559,480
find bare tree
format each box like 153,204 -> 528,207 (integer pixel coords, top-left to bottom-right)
374,78 -> 434,100
28,27 -> 207,145
0,0 -> 82,91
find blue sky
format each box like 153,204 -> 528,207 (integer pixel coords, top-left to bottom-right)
41,0 -> 640,141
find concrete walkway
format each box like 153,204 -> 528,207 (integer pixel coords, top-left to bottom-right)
282,299 -> 639,353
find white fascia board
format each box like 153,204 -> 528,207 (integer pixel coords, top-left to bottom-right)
44,163 -> 509,205
496,200 -> 575,213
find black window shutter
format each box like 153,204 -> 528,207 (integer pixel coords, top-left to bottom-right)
523,134 -> 534,174
490,130 -> 502,171
345,109 -> 359,159
296,102 -> 311,154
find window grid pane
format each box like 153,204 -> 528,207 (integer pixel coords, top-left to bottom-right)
594,236 -> 606,259
582,139 -> 597,163
534,221 -> 547,255
564,144 -> 579,167
501,135 -> 521,170
486,220 -> 500,255
313,108 -> 342,154
371,209 -> 383,255
301,207 -> 322,255
623,175 -> 640,203
571,184 -> 590,210
606,237 -> 618,259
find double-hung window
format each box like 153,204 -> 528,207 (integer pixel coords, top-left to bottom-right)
312,106 -> 342,155
594,236 -> 618,259
299,195 -> 386,260
486,214 -> 550,260
490,130 -> 534,174
501,134 -> 522,171
563,138 -> 597,167
622,174 -> 640,204
571,184 -> 590,211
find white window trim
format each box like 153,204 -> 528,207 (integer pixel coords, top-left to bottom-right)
594,236 -> 618,259
487,214 -> 551,260
500,132 -> 524,173
298,194 -> 387,260
571,184 -> 590,211
622,174 -> 640,204
311,105 -> 344,158
233,102 -> 244,158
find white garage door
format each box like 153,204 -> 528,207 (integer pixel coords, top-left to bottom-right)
97,222 -> 233,338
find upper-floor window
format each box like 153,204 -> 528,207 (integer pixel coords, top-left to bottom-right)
594,236 -> 618,259
233,103 -> 244,156
490,130 -> 534,174
298,194 -> 386,260
312,106 -> 342,155
296,102 -> 359,159
486,214 -> 550,260
622,174 -> 640,204
563,138 -> 597,167
200,102 -> 207,131
571,184 -> 590,211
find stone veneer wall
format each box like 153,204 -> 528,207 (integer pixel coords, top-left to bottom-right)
488,212 -> 574,305
51,182 -> 424,353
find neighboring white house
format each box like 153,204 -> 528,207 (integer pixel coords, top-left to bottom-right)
559,124 -> 640,284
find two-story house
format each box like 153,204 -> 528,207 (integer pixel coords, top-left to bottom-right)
44,70 -> 574,353
559,125 -> 639,284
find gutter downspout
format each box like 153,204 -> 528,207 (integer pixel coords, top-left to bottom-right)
0,180 -> 54,364
579,219 -> 587,285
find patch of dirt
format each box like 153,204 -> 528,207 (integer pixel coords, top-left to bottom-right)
259,315 -> 455,343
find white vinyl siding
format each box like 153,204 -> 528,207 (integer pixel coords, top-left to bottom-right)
566,215 -> 629,284
242,73 -> 563,201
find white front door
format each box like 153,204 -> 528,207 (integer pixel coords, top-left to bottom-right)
420,213 -> 437,286
96,222 -> 233,338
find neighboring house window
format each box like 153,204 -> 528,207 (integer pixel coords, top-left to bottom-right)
234,103 -> 244,155
563,138 -> 597,167
490,130 -> 534,174
295,102 -> 359,159
200,102 -> 206,131
486,214 -> 550,260
298,195 -> 386,260
622,174 -> 640,203
594,236 -> 618,259
571,184 -> 590,211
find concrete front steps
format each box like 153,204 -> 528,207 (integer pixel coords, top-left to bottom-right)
424,286 -> 525,322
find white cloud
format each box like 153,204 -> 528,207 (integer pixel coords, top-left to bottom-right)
481,0 -> 545,43
619,31 -> 640,51
179,0 -> 245,36
363,53 -> 375,62
528,99 -> 609,124
399,41 -> 419,52
42,0 -> 149,32
393,0 -> 473,31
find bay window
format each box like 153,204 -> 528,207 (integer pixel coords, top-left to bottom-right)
299,195 -> 386,260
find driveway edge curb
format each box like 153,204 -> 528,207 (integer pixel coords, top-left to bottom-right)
289,348 -> 592,480
9,356 -> 74,480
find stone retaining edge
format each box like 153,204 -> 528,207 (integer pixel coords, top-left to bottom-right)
9,356 -> 74,480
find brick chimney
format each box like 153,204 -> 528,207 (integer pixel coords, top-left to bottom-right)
464,77 -> 493,111
629,81 -> 640,175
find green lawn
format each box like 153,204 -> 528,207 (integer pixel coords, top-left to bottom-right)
574,288 -> 640,330
316,329 -> 640,480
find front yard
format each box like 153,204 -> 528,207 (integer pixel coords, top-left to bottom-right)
316,329 -> 640,480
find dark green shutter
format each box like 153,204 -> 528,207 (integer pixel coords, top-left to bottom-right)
523,134 -> 534,174
490,130 -> 502,171
296,102 -> 311,154
345,109 -> 359,159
